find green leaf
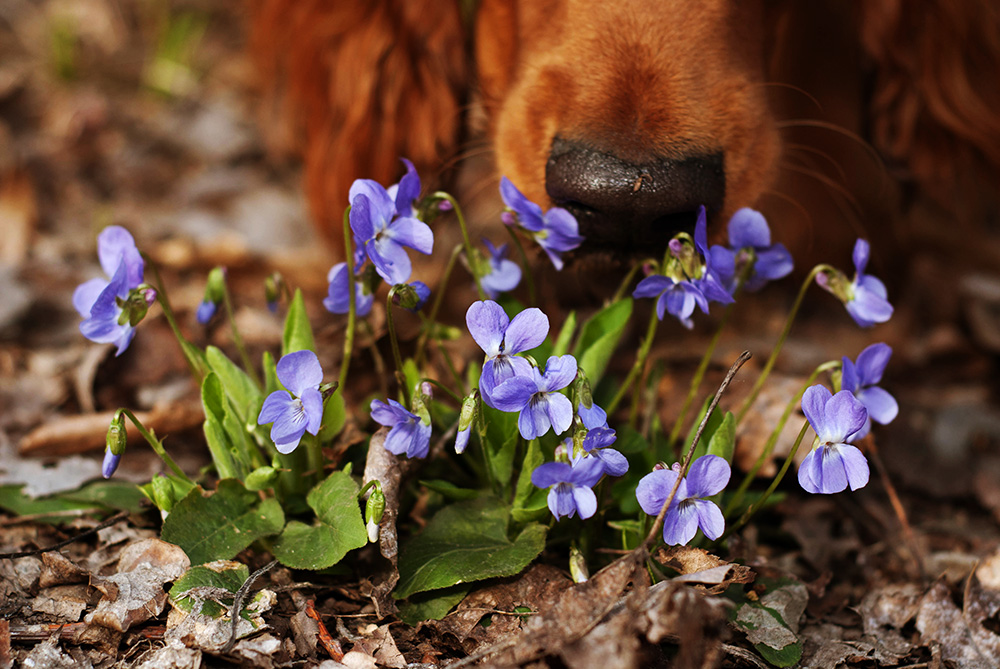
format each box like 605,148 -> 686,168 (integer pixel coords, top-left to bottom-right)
552,310 -> 577,357
480,406 -> 518,492
727,578 -> 807,668
206,345 -> 263,424
201,371 -> 226,424
169,561 -> 249,616
395,497 -> 546,599
0,482 -> 145,522
573,298 -> 633,385
269,470 -> 367,570
140,474 -> 196,513
397,584 -> 471,625
60,481 -> 148,513
282,289 -> 316,356
262,351 -> 279,394
318,392 -> 346,443
419,480 -> 480,501
513,439 -> 543,510
707,411 -> 735,463
161,479 -> 285,565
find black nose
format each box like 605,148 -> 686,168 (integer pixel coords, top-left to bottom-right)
545,136 -> 725,256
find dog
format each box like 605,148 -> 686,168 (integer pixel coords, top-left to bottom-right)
249,0 -> 1000,273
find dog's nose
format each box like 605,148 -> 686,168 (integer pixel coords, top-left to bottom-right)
545,136 -> 725,255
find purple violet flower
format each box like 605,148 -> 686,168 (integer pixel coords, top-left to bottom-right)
324,261 -> 374,316
636,455 -> 730,546
102,450 -> 122,479
632,207 -> 732,328
531,454 -> 606,520
480,238 -> 522,298
709,208 -> 793,293
349,165 -> 433,285
73,226 -> 147,356
817,239 -> 893,328
500,176 -> 583,270
196,300 -> 217,324
257,350 -> 325,454
578,401 -> 608,430
370,398 -> 431,459
841,343 -> 898,440
580,427 -> 629,477
490,354 -> 578,440
798,385 -> 870,494
466,300 -> 549,407
385,158 -> 421,218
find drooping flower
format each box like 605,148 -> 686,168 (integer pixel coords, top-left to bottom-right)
324,261 -> 375,316
798,385 -> 870,494
102,451 -> 122,479
479,238 -> 522,298
632,207 -> 732,328
709,208 -> 793,293
454,392 -> 478,454
349,164 -> 433,285
578,401 -> 608,430
466,300 -> 549,407
490,354 -> 577,440
257,350 -> 325,454
196,266 -> 227,325
817,239 -> 893,328
635,455 -> 730,546
841,343 -> 898,440
392,281 -> 430,312
500,176 -> 583,270
531,454 -> 606,520
73,226 -> 148,356
580,427 -> 628,477
370,398 -> 431,459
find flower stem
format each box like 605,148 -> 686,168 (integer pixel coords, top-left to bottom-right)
420,378 -> 464,404
385,288 -> 409,406
606,300 -> 660,417
612,261 -> 647,303
505,226 -> 536,305
431,191 -> 486,301
734,264 -> 833,426
725,359 -> 839,516
721,420 -> 810,540
338,206 -> 356,392
415,244 -> 462,369
221,279 -> 261,389
667,302 -> 735,447
118,408 -> 194,483
145,257 -> 205,380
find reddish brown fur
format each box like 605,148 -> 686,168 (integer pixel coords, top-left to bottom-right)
250,0 -> 1000,265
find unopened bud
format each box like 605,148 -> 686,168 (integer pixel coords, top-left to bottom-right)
815,267 -> 852,303
569,546 -> 589,584
365,483 -> 386,544
106,412 -> 127,456
455,391 -> 478,454
392,282 -> 430,312
501,211 -> 517,227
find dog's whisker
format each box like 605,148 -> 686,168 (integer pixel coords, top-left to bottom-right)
755,81 -> 824,113
778,161 -> 868,239
776,119 -> 884,171
783,143 -> 850,187
759,187 -> 816,251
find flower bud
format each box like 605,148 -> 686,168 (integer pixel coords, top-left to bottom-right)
411,391 -> 432,427
264,272 -> 285,313
102,450 -> 122,479
455,391 -> 478,454
391,282 -> 430,312
573,373 -> 593,411
501,210 -> 517,227
815,267 -> 851,303
106,412 -> 127,456
365,483 -> 386,544
569,546 -> 589,584
196,267 -> 226,324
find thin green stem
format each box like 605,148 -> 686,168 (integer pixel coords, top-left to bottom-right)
667,302 -> 735,446
145,258 -> 204,380
221,280 -> 261,389
385,289 -> 409,406
119,409 -> 193,483
725,359 -> 840,515
612,261 -> 649,304
734,264 -> 833,425
434,338 -> 467,395
420,378 -> 464,405
432,191 -> 486,301
415,244 -> 462,368
721,420 -> 810,541
505,226 -> 536,305
606,304 -> 660,416
338,206 -> 356,391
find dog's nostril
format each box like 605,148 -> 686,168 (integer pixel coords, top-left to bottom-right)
545,136 -> 725,254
